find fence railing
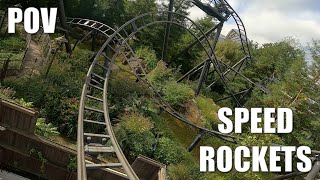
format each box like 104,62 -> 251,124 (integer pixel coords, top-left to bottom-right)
0,33 -> 31,81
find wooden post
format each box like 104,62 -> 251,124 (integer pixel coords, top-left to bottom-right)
58,0 -> 72,54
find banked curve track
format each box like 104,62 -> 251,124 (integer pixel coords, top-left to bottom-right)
68,3 -> 319,180
71,2 -> 255,179
210,0 -> 252,73
76,11 -> 244,180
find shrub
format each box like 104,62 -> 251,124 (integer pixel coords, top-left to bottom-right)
35,118 -> 60,138
67,155 -> 77,172
195,96 -> 220,129
168,162 -> 203,180
3,46 -> 93,138
162,81 -> 194,107
109,71 -> 150,117
115,112 -> 156,159
136,46 -> 158,70
0,86 -> 15,99
154,137 -> 188,165
0,36 -> 25,51
15,98 -> 33,108
0,86 -> 34,108
147,60 -> 173,90
110,71 -> 149,102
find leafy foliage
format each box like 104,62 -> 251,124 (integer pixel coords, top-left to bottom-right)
154,137 -> 188,165
67,155 -> 77,172
195,96 -> 220,129
136,46 -> 158,70
35,118 -> 60,138
163,81 -> 194,107
147,60 -> 174,90
115,112 -> 156,159
0,36 -> 25,51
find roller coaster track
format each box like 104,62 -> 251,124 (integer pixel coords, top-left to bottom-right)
71,11 -> 244,179
217,0 -> 252,76
65,18 -> 115,36
65,19 -> 139,180
218,0 -> 252,60
67,4 -> 319,180
197,0 -> 251,62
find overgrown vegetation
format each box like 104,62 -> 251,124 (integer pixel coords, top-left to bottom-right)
35,118 -> 60,138
0,1 -> 319,179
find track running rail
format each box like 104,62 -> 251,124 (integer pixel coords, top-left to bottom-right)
69,18 -> 139,180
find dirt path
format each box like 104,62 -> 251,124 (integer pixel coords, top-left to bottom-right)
17,39 -> 43,78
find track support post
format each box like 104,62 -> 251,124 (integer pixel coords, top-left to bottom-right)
187,130 -> 205,152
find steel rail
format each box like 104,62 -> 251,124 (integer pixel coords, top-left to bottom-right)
90,11 -> 240,151
212,0 -> 252,80
71,0 -> 263,177
69,18 -> 138,179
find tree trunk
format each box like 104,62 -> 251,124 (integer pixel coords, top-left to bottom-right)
0,10 -> 7,35
57,0 -> 72,54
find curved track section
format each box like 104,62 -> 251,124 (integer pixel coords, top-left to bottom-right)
65,18 -> 116,36
67,19 -> 139,179
92,11 -> 240,154
219,0 -> 252,60
217,0 -> 252,74
201,0 -> 252,61
72,2 -> 259,178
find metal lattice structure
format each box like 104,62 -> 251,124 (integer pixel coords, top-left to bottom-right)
0,1 -> 318,179
71,2 -> 258,178
53,1 -> 319,179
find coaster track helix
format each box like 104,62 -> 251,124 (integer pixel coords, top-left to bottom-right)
73,11 -> 240,180
71,1 -> 261,179
66,1 -> 319,180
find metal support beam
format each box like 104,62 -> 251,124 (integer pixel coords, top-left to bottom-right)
177,60 -> 206,82
271,172 -> 306,180
161,0 -> 174,61
215,89 -> 249,102
210,23 -> 223,55
305,158 -> 320,180
187,130 -> 205,152
72,30 -> 93,52
195,60 -> 210,96
192,0 -> 227,22
206,56 -> 247,89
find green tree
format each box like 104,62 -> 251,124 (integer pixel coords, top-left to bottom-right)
246,39 -> 320,149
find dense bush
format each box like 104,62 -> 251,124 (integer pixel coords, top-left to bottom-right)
0,86 -> 33,108
135,46 -> 158,70
109,71 -> 150,117
35,118 -> 60,138
163,81 -> 194,107
195,96 -> 220,129
3,47 -> 92,138
168,162 -> 203,180
0,36 -> 25,51
147,60 -> 174,90
154,137 -> 189,165
0,86 -> 15,99
115,112 -> 156,160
